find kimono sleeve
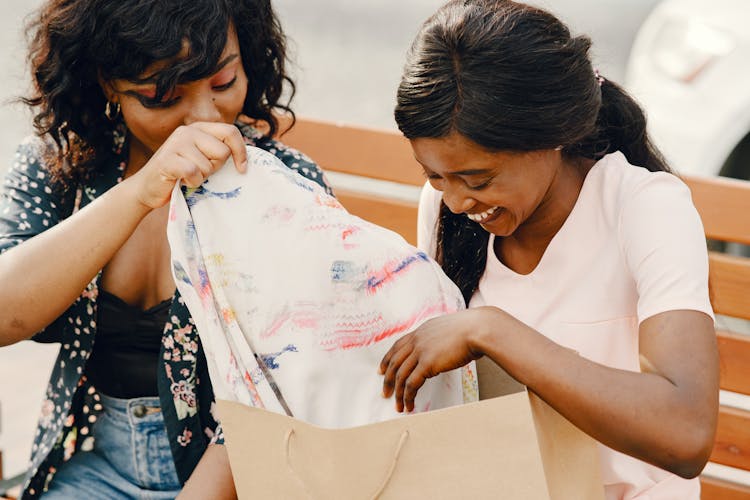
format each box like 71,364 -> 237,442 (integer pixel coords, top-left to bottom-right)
250,133 -> 334,196
0,138 -> 76,342
0,138 -> 74,254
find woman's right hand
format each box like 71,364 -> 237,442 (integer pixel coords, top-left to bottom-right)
380,307 -> 493,412
129,122 -> 248,209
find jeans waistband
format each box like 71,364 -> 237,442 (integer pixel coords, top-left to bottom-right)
98,392 -> 164,426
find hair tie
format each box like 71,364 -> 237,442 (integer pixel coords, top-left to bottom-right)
594,68 -> 605,87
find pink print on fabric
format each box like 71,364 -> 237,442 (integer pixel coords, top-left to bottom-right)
167,146 -> 477,428
327,301 -> 455,351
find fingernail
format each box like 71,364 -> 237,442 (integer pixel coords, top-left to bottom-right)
240,160 -> 248,172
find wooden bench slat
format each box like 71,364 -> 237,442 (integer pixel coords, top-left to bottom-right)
709,252 -> 750,320
283,119 -> 425,186
717,330 -> 750,395
684,176 -> 750,246
701,474 -> 750,500
336,190 -> 419,245
710,406 -> 750,471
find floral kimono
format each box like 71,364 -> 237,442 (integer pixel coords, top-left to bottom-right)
0,123 -> 332,498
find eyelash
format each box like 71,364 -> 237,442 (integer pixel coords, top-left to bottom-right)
213,76 -> 237,91
424,173 -> 493,190
138,76 -> 238,109
139,96 -> 181,109
467,178 -> 493,190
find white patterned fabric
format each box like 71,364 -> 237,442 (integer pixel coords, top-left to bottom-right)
167,146 -> 476,428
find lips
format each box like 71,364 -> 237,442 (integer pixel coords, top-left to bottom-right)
466,206 -> 500,224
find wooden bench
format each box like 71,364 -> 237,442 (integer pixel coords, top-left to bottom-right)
282,117 -> 750,499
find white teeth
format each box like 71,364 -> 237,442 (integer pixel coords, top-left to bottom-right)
466,206 -> 497,222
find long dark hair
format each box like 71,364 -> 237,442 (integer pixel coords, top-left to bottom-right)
395,0 -> 670,303
24,0 -> 294,185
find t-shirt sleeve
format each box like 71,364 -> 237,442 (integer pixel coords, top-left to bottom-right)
619,172 -> 713,323
417,181 -> 442,258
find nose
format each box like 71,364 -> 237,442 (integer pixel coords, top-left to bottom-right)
183,93 -> 223,125
441,185 -> 476,214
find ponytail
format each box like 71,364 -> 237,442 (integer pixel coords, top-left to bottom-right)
569,78 -> 671,173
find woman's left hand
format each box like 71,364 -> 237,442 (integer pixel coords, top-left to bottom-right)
379,307 -> 492,412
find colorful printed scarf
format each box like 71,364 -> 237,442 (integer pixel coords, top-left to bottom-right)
167,146 -> 476,428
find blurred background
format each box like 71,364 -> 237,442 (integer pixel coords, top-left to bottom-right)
1,0 -> 748,481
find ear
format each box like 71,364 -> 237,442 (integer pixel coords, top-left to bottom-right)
97,72 -> 118,103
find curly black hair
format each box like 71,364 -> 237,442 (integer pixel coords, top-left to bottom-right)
23,0 -> 295,185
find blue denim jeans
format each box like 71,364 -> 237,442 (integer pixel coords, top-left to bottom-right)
42,394 -> 181,499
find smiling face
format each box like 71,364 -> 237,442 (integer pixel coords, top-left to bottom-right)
411,132 -> 565,238
101,25 -> 248,160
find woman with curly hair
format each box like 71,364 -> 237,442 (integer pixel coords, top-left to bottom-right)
0,0 -> 331,498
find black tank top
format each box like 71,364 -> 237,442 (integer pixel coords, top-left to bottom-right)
86,290 -> 171,398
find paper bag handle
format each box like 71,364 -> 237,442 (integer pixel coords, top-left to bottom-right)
284,428 -> 410,500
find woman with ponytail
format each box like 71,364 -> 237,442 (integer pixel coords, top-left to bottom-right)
380,1 -> 718,498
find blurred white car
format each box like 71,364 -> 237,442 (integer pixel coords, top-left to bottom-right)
625,0 -> 750,180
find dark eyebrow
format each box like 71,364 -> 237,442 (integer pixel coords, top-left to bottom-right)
132,53 -> 240,84
211,54 -> 240,74
413,154 -> 493,177
453,169 -> 492,176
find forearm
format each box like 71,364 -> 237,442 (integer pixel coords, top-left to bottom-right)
178,443 -> 237,500
472,307 -> 717,477
0,179 -> 152,345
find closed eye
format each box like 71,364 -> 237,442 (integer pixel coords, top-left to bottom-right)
467,177 -> 493,190
134,94 -> 181,109
213,76 -> 237,91
421,170 -> 441,181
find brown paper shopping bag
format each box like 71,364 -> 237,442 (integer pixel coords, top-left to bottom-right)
218,376 -> 604,500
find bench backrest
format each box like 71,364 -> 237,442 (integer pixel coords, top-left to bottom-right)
686,176 -> 750,499
282,117 -> 750,499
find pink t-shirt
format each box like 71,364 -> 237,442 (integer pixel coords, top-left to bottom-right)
417,151 -> 713,500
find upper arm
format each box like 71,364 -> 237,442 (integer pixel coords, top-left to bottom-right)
620,174 -> 719,412
639,310 -> 718,404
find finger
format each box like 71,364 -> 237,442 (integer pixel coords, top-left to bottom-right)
187,129 -> 233,172
192,122 -> 247,173
173,156 -> 206,188
176,146 -> 214,178
403,368 -> 428,413
393,354 -> 419,413
381,343 -> 413,399
379,334 -> 409,374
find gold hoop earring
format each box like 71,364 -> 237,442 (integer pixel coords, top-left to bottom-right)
105,101 -> 121,121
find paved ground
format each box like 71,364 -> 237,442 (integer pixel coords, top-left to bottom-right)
0,0 -> 658,479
